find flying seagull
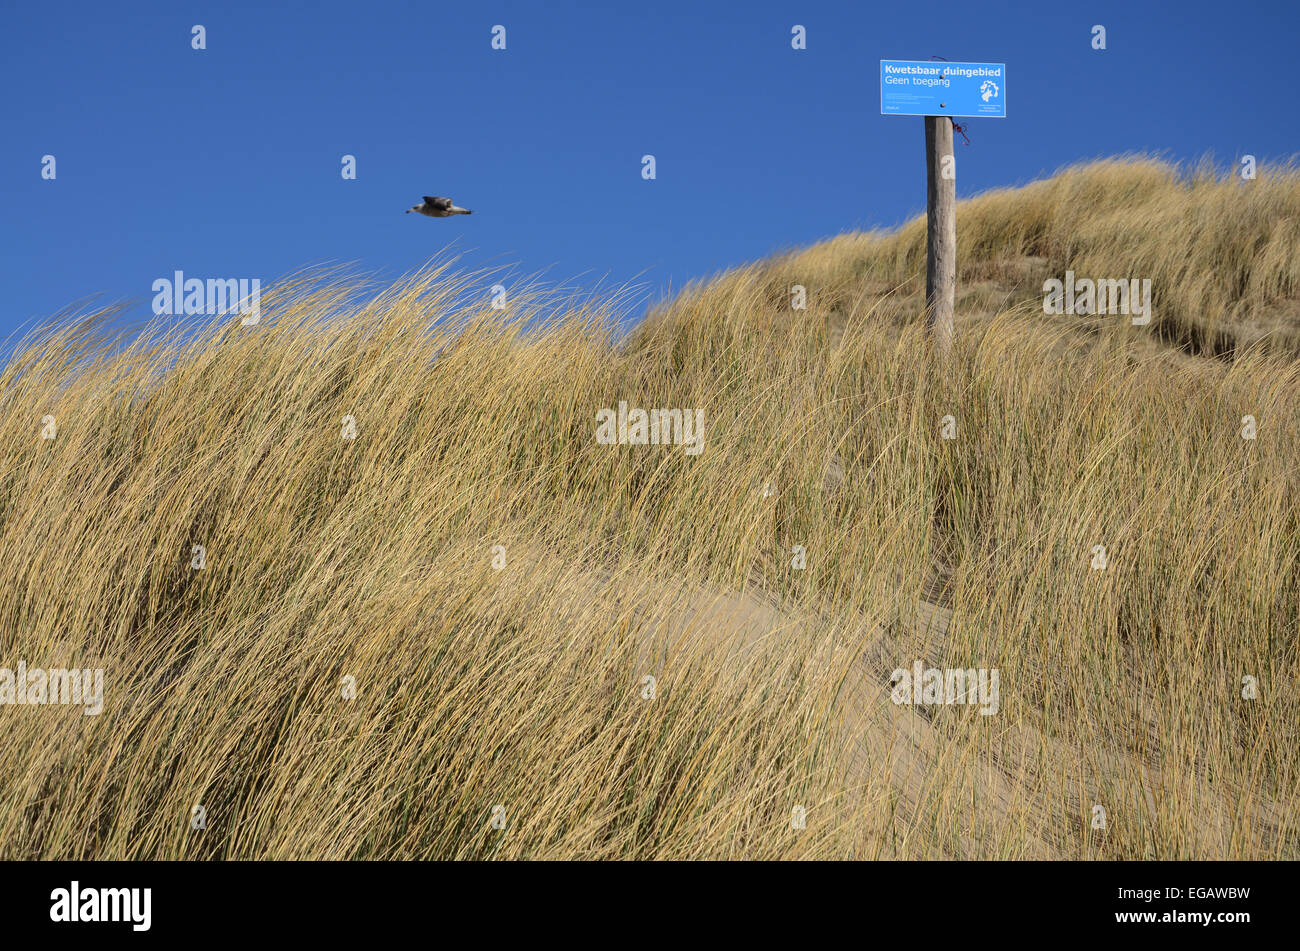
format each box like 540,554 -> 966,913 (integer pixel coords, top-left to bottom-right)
406,196 -> 472,217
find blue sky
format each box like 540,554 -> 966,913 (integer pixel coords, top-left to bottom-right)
1,0 -> 1296,342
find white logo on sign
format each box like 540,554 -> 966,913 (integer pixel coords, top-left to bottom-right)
980,80 -> 999,102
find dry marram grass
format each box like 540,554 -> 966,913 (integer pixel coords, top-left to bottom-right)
1,158 -> 1297,859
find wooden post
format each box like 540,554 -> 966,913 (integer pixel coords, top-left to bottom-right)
924,115 -> 956,354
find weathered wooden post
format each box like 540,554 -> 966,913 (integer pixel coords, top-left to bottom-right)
924,115 -> 956,354
881,59 -> 1006,356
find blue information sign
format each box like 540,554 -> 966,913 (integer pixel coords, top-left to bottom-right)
880,60 -> 1006,118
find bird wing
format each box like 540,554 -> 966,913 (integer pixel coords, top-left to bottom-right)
423,197 -> 453,210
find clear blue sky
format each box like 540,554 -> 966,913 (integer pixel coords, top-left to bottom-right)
2,0 -> 1296,340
